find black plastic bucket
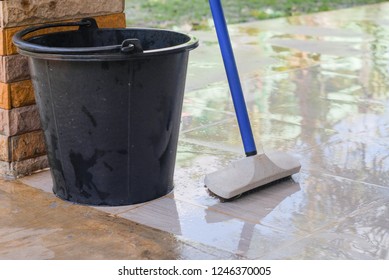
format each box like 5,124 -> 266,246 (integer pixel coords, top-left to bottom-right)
13,18 -> 198,206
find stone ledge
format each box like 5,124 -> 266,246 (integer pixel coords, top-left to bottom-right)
0,0 -> 125,28
0,154 -> 48,179
1,12 -> 126,55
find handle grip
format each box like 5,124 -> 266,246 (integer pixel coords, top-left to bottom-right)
13,18 -> 143,55
209,0 -> 257,156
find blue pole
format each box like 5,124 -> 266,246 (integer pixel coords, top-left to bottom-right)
209,0 -> 257,156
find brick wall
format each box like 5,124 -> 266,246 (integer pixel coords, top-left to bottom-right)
0,0 -> 126,178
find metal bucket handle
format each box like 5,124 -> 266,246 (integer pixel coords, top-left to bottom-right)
13,18 -> 143,55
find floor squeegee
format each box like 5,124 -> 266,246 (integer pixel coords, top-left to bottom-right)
205,0 -> 301,199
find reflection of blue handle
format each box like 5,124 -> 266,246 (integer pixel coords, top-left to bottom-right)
209,0 -> 257,156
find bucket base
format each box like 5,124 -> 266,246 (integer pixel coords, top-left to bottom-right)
53,185 -> 174,207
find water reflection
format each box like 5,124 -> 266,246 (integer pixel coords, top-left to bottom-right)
122,193 -> 305,259
264,198 -> 389,259
181,13 -> 389,184
173,7 -> 389,254
173,140 -> 389,258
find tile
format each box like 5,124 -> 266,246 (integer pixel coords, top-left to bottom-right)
174,141 -> 389,234
92,195 -> 176,215
206,178 -> 302,224
185,31 -> 279,91
242,66 -> 386,129
186,10 -> 376,90
268,38 -> 364,57
174,141 -> 242,205
256,24 -> 371,39
258,172 -> 389,234
325,200 -> 389,259
174,141 -> 301,212
92,205 -> 143,216
183,82 -> 239,114
332,111 -> 389,139
118,197 -> 305,259
151,1 -> 389,90
118,197 -> 183,235
181,101 -> 235,133
302,135 -> 389,187
183,63 -> 387,147
263,198 -> 389,260
181,115 -> 335,154
18,169 -> 53,193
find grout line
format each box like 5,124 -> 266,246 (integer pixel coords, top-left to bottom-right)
300,168 -> 389,192
94,193 -> 176,216
183,102 -> 236,115
321,172 -> 389,191
176,236 -> 249,260
180,116 -> 236,134
178,138 -> 242,155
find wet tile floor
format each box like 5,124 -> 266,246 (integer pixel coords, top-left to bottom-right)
2,3 -> 389,259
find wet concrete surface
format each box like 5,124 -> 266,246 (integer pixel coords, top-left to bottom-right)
0,179 -> 238,260
3,3 -> 389,259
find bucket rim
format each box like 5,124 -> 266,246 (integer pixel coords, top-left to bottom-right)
12,19 -> 199,61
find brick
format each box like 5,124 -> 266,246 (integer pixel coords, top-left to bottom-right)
0,0 -> 125,28
0,54 -> 30,83
10,130 -> 46,161
0,105 -> 41,136
0,130 -> 46,162
10,79 -> 35,108
0,79 -> 35,109
0,155 -> 49,179
0,30 -> 3,55
1,12 -> 126,55
0,107 -> 9,135
0,81 -> 10,108
0,134 -> 9,161
9,105 -> 40,135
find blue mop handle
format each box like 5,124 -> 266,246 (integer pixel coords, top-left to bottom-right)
209,0 -> 257,156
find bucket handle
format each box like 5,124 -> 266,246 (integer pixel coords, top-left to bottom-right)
13,18 -> 143,55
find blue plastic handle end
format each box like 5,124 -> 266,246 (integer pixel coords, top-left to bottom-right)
209,0 -> 257,156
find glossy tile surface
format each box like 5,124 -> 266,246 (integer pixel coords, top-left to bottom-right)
119,197 -> 302,259
6,3 -> 389,259
263,197 -> 389,259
